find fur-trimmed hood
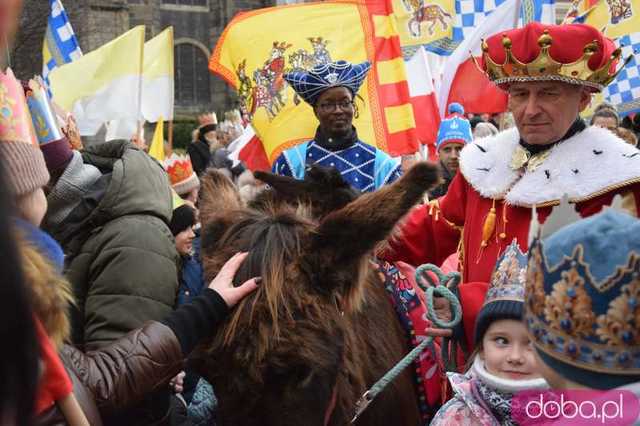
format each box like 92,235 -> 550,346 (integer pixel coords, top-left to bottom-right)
16,225 -> 72,348
459,126 -> 640,207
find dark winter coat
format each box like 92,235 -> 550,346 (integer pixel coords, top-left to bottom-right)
44,140 -> 179,351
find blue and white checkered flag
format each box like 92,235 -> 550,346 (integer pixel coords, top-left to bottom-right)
452,0 -> 556,42
603,32 -> 640,115
42,0 -> 82,90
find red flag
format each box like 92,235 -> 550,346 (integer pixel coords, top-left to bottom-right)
406,46 -> 440,158
437,0 -> 519,116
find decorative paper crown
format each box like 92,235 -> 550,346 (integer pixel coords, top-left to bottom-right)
474,240 -> 527,345
163,153 -> 200,196
436,103 -> 473,150
0,68 -> 38,146
486,240 -> 527,306
525,207 -> 640,387
284,60 -> 371,106
480,22 -> 627,92
25,77 -> 63,145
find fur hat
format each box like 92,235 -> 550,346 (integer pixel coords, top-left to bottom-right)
525,210 -> 640,389
436,103 -> 473,151
284,60 -> 371,106
163,153 -> 200,196
170,204 -> 196,236
474,240 -> 527,346
0,69 -> 50,198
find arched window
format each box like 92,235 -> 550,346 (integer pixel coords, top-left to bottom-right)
174,42 -> 211,106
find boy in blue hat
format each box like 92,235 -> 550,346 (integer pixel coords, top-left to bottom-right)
430,103 -> 473,198
272,60 -> 401,192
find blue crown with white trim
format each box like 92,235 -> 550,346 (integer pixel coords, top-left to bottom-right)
284,60 -> 371,106
525,210 -> 640,387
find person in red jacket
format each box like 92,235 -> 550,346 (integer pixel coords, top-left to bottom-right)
387,22 -> 640,350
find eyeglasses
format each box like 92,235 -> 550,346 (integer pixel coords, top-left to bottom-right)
317,100 -> 354,113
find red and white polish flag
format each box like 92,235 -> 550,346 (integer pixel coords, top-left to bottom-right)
438,0 -> 520,117
227,124 -> 271,172
406,46 -> 441,159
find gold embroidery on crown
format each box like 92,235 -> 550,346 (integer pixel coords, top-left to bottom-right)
525,243 -> 546,317
480,30 -> 623,90
491,249 -> 526,288
596,279 -> 640,346
544,267 -> 596,337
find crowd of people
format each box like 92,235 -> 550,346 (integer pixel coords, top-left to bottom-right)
3,1 -> 640,424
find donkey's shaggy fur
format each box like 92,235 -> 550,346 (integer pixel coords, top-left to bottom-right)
193,163 -> 439,426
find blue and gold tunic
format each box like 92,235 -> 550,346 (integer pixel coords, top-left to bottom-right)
272,128 -> 401,192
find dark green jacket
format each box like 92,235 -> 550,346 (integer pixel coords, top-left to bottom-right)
49,141 -> 179,351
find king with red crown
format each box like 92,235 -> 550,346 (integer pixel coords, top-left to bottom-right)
387,22 -> 640,350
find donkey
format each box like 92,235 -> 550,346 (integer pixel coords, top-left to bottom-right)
193,163 -> 440,426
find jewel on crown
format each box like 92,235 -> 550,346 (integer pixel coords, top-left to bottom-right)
163,153 -> 195,185
0,68 -> 38,146
481,30 -> 625,90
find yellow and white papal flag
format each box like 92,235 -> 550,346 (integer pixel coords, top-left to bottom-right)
48,26 -> 145,136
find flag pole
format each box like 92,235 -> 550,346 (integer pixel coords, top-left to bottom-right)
168,120 -> 174,155
513,0 -> 522,27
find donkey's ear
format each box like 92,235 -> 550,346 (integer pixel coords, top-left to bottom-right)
308,162 -> 440,266
199,168 -> 243,227
254,170 -> 312,201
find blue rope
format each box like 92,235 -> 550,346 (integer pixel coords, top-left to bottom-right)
351,263 -> 463,423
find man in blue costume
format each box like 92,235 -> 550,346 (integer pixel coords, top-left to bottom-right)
272,60 -> 402,192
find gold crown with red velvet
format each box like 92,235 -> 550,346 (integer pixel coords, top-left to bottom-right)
163,153 -> 200,196
480,23 -> 628,92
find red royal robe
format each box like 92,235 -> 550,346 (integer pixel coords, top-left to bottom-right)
387,125 -> 640,348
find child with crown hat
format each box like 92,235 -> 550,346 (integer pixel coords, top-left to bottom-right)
525,208 -> 640,396
432,241 -> 548,426
164,153 -> 201,204
386,22 -> 640,355
272,60 -> 402,192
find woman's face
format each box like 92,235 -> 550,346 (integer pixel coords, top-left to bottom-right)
480,319 -> 541,381
175,226 -> 195,256
314,86 -> 354,138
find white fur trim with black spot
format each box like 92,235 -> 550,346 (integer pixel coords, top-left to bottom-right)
459,126 -> 640,207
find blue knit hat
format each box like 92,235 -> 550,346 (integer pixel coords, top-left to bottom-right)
525,210 -> 640,389
436,103 -> 472,150
475,240 -> 527,346
284,60 -> 371,106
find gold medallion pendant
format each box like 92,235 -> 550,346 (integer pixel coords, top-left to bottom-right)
510,145 -> 552,173
510,145 -> 530,171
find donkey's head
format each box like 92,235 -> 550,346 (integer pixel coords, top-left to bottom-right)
196,163 -> 439,426
251,165 -> 360,219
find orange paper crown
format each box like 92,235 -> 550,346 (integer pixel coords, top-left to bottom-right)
163,153 -> 200,196
479,23 -> 629,92
0,68 -> 38,145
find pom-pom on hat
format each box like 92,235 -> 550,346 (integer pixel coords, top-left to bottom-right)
474,240 -> 527,346
284,60 -> 371,106
163,153 -> 200,196
525,210 -> 640,389
436,103 -> 473,150
480,22 -> 624,92
0,69 -> 50,198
